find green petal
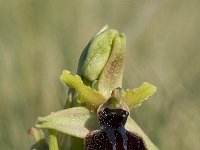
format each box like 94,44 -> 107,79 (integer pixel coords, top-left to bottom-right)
98,33 -> 126,98
125,82 -> 157,108
36,107 -> 99,138
126,117 -> 159,150
60,70 -> 106,110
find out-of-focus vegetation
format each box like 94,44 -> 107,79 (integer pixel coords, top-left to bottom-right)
0,0 -> 199,150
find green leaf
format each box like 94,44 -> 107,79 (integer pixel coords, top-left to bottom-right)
125,82 -> 157,108
36,107 -> 158,149
36,107 -> 99,138
60,70 -> 106,110
98,33 -> 126,98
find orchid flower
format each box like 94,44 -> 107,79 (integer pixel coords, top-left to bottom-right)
29,25 -> 158,150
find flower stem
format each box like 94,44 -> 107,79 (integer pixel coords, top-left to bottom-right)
48,129 -> 59,150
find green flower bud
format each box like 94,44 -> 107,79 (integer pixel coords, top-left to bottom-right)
78,25 -> 126,98
33,25 -> 158,150
78,25 -> 118,81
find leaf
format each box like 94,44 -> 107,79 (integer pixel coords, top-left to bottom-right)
125,82 -> 157,108
97,33 -> 126,98
36,107 -> 158,149
36,107 -> 99,138
60,70 -> 106,110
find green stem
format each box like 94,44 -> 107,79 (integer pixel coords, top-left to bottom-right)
48,129 -> 59,150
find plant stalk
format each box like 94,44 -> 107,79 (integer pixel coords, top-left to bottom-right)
49,129 -> 59,150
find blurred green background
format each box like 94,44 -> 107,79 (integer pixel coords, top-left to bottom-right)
0,0 -> 200,149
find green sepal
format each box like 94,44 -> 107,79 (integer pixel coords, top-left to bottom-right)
98,33 -> 126,98
36,107 -> 99,138
78,26 -> 118,81
126,117 -> 159,150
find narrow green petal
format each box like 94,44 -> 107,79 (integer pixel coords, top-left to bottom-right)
36,107 -> 99,138
125,82 -> 157,108
98,33 -> 126,98
126,117 -> 159,150
60,70 -> 106,109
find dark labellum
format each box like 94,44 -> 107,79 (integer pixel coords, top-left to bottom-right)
84,108 -> 147,150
